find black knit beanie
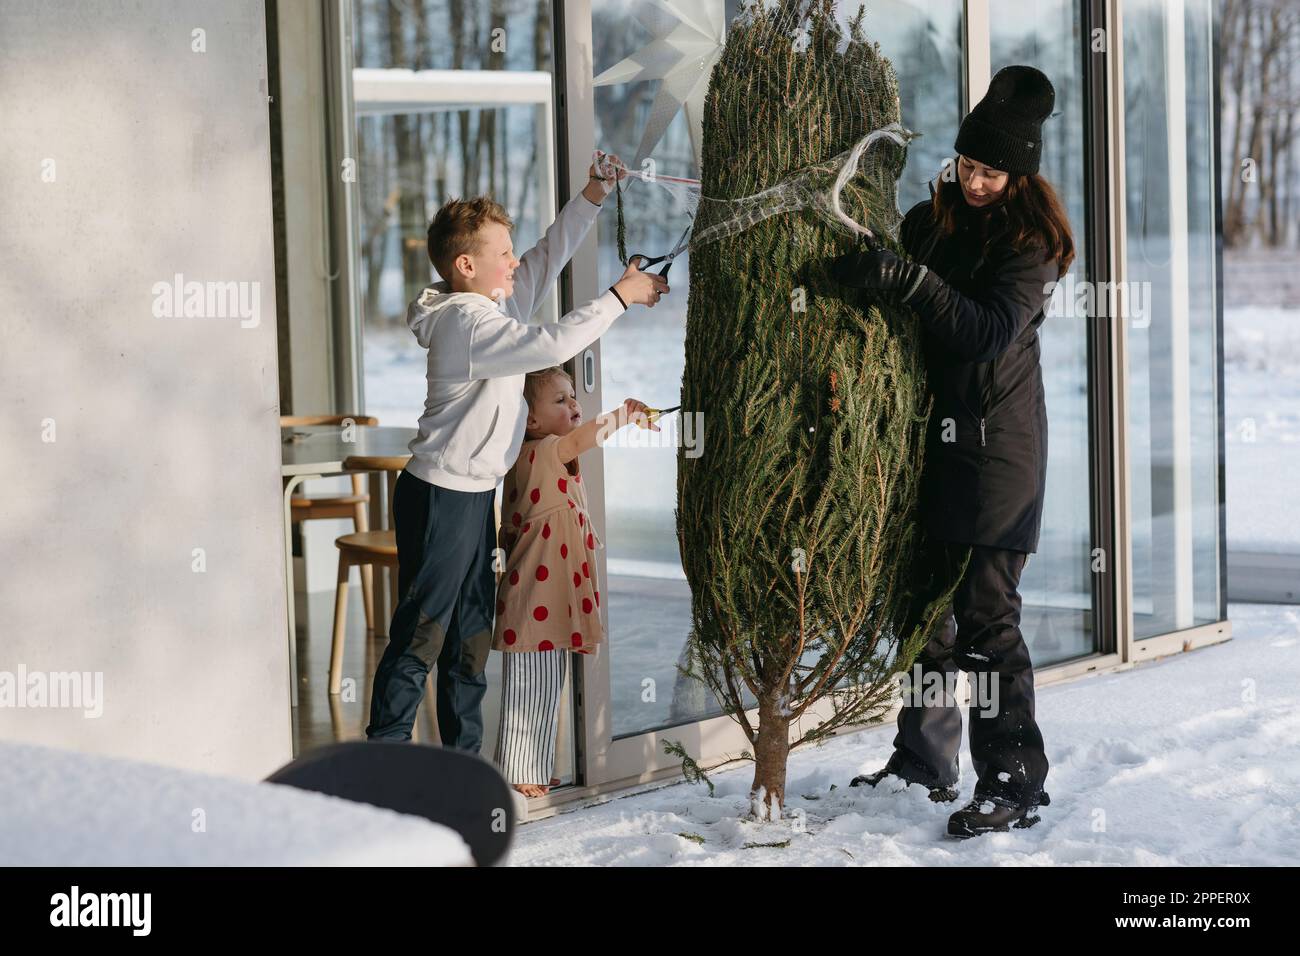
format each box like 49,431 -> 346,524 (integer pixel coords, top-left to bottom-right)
954,65 -> 1055,176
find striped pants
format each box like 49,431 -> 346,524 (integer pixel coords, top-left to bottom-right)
494,651 -> 570,785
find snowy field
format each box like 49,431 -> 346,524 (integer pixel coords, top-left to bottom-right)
1224,304 -> 1300,551
506,602 -> 1300,866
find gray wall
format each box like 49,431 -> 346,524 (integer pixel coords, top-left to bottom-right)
0,1 -> 292,778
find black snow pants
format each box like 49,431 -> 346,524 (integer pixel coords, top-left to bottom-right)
885,540 -> 1049,806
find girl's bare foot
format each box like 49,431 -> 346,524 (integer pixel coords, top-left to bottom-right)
549,777 -> 561,787
512,783 -> 546,798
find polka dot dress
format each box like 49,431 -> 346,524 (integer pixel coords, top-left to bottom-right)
493,434 -> 604,654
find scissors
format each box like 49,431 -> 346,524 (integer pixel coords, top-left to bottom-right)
639,404 -> 681,427
628,220 -> 693,280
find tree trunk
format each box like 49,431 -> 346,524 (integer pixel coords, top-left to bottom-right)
749,694 -> 790,820
1274,18 -> 1297,247
1224,0 -> 1251,246
534,0 -> 550,68
1245,2 -> 1285,246
1267,122 -> 1282,245
388,2 -> 428,302
449,0 -> 472,196
479,0 -> 506,201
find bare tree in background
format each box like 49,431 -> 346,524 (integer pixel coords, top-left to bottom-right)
356,7 -> 393,325
478,0 -> 508,203
517,0 -> 552,218
1221,0 -> 1299,248
449,0 -> 473,198
388,2 -> 432,307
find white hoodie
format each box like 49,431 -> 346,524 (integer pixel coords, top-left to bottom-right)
403,192 -> 625,492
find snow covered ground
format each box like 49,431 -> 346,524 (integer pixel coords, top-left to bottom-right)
507,602 -> 1300,866
1224,304 -> 1300,552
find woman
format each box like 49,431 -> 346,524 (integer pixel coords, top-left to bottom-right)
829,65 -> 1074,838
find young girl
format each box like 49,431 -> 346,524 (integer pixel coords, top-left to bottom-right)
492,366 -> 658,798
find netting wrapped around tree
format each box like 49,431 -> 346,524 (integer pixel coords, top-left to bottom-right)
675,0 -> 959,818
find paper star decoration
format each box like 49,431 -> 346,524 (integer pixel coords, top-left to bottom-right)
592,0 -> 727,171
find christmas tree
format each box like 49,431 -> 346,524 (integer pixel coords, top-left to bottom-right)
677,0 -> 958,819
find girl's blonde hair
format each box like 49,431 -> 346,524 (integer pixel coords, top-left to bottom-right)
523,366 -> 575,439
523,366 -> 573,409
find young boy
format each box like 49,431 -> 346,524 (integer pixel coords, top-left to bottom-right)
366,152 -> 669,749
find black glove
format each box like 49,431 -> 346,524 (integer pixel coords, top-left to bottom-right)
827,245 -> 931,303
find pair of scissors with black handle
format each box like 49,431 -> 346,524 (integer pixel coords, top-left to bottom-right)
627,221 -> 693,281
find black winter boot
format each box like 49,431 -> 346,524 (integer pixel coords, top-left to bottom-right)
946,789 -> 1050,838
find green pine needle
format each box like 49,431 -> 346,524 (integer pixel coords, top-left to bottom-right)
663,740 -> 716,797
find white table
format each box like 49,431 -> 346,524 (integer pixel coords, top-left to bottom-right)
281,425 -> 416,707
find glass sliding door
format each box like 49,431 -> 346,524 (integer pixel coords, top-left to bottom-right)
1122,0 -> 1224,637
349,0 -> 577,784
989,0 -> 1098,664
588,0 -> 727,738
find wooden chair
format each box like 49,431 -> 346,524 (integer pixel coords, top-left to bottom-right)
329,454 -> 409,695
282,415 -> 379,631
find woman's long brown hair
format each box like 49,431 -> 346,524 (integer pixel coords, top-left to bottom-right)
931,170 -> 1076,278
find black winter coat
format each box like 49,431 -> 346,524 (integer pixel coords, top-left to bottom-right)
894,192 -> 1060,553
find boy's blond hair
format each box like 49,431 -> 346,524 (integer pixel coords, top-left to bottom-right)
426,196 -> 515,282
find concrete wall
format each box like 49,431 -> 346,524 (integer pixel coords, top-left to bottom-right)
0,1 -> 292,778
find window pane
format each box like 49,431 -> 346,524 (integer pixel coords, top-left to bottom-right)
1221,0 -> 1300,603
990,0 -> 1096,664
590,0 -> 715,738
1122,0 -> 1223,637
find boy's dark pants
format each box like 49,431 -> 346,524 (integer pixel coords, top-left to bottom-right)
886,540 -> 1049,805
366,470 -> 496,749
